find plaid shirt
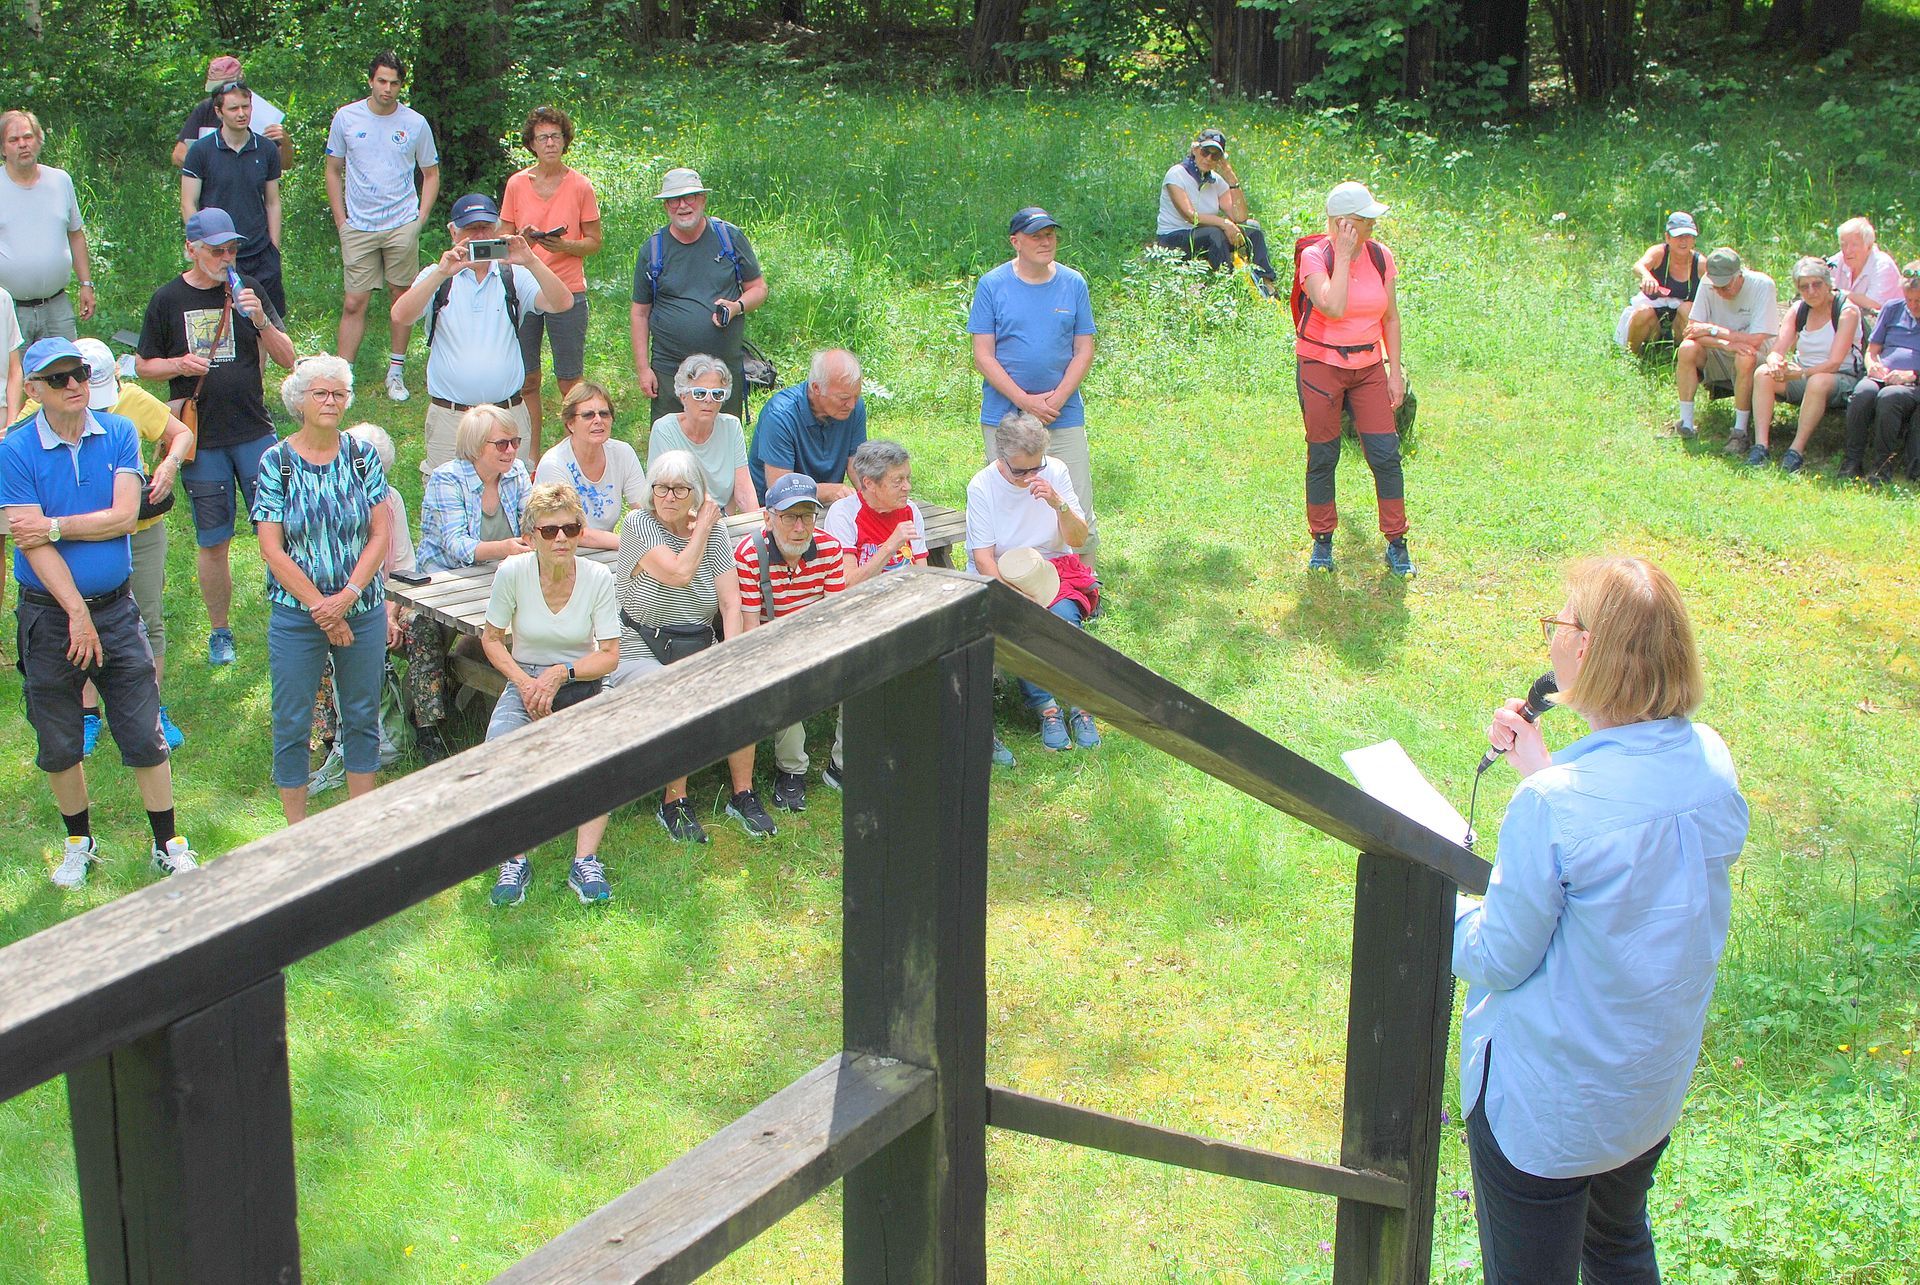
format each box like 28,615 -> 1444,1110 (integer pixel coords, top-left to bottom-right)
415,459 -> 531,573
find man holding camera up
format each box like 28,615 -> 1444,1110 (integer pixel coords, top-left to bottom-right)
390,193 -> 573,475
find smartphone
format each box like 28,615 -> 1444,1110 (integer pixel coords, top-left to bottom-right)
466,238 -> 509,262
389,570 -> 432,587
533,225 -> 567,241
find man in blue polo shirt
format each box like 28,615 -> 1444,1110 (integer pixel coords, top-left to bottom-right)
1,340 -> 200,889
181,79 -> 286,316
746,348 -> 867,505
1841,260 -> 1920,482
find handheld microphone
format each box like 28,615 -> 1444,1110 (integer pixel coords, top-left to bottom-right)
1475,672 -> 1557,776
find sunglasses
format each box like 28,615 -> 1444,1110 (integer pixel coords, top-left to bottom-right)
682,386 -> 728,402
212,80 -> 250,100
33,367 -> 88,389
1007,462 -> 1045,479
486,436 -> 523,452
570,408 -> 613,421
533,522 -> 584,540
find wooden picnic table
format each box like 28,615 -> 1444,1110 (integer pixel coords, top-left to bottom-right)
386,503 -> 967,701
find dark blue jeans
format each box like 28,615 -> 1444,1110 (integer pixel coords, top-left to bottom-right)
1017,597 -> 1084,710
1467,1104 -> 1668,1284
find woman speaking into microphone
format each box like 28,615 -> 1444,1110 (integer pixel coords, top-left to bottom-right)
1454,556 -> 1749,1282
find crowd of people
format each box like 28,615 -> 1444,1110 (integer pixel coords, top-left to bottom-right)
1618,211 -> 1920,480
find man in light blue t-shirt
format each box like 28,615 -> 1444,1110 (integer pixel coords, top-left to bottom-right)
968,207 -> 1099,564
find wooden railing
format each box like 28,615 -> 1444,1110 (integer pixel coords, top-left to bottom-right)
0,568 -> 1488,1284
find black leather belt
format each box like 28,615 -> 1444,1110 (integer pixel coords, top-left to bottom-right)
20,581 -> 130,611
430,392 -> 524,412
12,289 -> 66,309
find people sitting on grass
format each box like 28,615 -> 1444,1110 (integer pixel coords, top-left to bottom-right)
746,348 -> 867,506
1616,211 -> 1703,355
966,412 -> 1099,758
615,449 -> 773,842
1842,261 -> 1920,483
1153,127 -> 1277,293
647,353 -> 753,514
1830,216 -> 1901,325
1747,257 -> 1862,472
481,482 -> 621,907
734,473 -> 847,814
411,403 -> 533,762
533,381 -> 644,549
823,439 -> 928,586
253,355 -> 391,825
1674,247 -> 1778,446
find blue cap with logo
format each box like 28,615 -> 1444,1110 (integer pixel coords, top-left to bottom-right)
22,337 -> 89,378
764,473 -> 821,512
450,193 -> 501,228
1008,206 -> 1061,237
185,207 -> 246,246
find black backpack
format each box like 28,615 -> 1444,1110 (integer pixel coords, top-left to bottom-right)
426,267 -> 522,348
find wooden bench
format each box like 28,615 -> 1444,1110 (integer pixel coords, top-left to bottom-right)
389,503 -> 968,703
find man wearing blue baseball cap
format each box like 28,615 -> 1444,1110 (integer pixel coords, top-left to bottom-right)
136,206 -> 297,667
968,206 -> 1100,567
1,338 -> 201,888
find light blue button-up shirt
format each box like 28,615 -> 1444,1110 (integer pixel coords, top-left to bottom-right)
1453,716 -> 1748,1179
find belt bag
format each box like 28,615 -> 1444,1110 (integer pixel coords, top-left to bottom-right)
622,611 -> 715,665
550,677 -> 604,712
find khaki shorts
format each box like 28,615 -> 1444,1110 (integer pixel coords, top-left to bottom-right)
340,222 -> 421,294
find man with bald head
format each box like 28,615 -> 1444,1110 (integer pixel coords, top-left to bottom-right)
746,348 -> 867,506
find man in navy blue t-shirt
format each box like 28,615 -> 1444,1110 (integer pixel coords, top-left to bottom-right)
181,79 -> 286,315
746,348 -> 867,505
968,207 -> 1099,565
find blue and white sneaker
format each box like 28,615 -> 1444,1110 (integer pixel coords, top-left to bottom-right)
992,737 -> 1016,768
489,856 -> 530,906
1039,707 -> 1071,752
158,706 -> 185,750
207,628 -> 237,666
1384,539 -> 1416,577
567,854 -> 612,904
1068,708 -> 1101,750
81,711 -> 102,757
1308,535 -> 1334,572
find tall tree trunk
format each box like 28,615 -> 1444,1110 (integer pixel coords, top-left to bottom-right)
22,0 -> 43,39
780,0 -> 807,22
970,0 -> 1026,78
1210,0 -> 1321,101
1762,0 -> 1802,39
1459,0 -> 1530,106
416,0 -> 516,197
1403,17 -> 1438,99
1809,0 -> 1862,51
1543,0 -> 1638,101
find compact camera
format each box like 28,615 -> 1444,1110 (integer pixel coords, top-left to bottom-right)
466,238 -> 510,262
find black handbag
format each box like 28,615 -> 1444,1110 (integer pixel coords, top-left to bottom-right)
550,677 -> 604,711
136,483 -> 176,522
622,610 -> 715,666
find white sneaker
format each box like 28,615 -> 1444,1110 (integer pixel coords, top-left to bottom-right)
385,370 -> 410,402
52,836 -> 97,889
151,836 -> 199,876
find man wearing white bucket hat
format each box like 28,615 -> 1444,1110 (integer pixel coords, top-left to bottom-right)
631,167 -> 768,425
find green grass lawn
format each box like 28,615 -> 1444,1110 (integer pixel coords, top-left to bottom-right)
3,41 -> 1919,1283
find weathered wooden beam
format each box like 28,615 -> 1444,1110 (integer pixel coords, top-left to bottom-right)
842,637 -> 994,1283
68,973 -> 300,1284
0,571 -> 995,1103
494,1053 -> 935,1284
985,1086 -> 1408,1210
1333,854 -> 1455,1284
983,580 -> 1488,893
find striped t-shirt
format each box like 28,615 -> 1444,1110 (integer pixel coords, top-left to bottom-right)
734,529 -> 847,621
615,509 -> 733,663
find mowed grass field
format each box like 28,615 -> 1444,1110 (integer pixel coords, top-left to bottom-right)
2,39 -> 1918,1283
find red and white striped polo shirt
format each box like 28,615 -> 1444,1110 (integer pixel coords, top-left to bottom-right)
734,529 -> 847,620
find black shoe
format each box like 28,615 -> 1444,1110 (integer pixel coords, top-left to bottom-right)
1837,459 -> 1863,480
725,789 -> 778,839
771,770 -> 807,813
658,797 -> 708,844
415,724 -> 450,765
821,760 -> 844,792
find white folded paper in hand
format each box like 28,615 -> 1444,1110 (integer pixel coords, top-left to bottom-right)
1341,739 -> 1470,848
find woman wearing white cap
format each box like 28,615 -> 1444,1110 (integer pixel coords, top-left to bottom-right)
1616,212 -> 1704,355
1294,181 -> 1411,576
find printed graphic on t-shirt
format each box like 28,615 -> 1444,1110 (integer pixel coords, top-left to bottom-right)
185,307 -> 236,365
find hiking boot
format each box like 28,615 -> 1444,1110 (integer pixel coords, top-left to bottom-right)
1039,706 -> 1071,752
1782,448 -> 1805,474
207,628 -> 237,666
81,711 -> 101,758
385,370 -> 410,402
726,789 -> 778,839
1723,430 -> 1750,456
151,836 -> 199,876
52,836 -> 97,889
1068,708 -> 1101,749
158,706 -> 186,751
1837,459 -> 1863,480
567,854 -> 612,904
489,856 -> 530,906
1384,539 -> 1416,577
992,737 -> 1017,768
658,797 -> 708,844
771,770 -> 807,813
1745,444 -> 1770,468
821,760 -> 844,792
1308,534 -> 1334,571
306,744 -> 346,796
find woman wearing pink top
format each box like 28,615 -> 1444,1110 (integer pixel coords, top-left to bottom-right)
1295,181 -> 1411,576
500,105 -> 602,460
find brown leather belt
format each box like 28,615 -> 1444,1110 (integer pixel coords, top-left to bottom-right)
430,392 -> 524,412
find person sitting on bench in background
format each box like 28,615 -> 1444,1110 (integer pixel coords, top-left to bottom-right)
1153,127 -> 1276,294
1674,247 -> 1777,447
1747,256 -> 1861,473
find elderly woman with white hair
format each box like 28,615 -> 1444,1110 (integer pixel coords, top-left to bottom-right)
822,439 -> 927,586
648,353 -> 752,513
1831,216 -> 1901,321
1748,256 -> 1863,472
965,411 -> 1099,758
252,355 -> 392,823
616,449 -> 774,842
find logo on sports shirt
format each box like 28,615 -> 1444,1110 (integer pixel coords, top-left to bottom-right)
391,130 -> 409,146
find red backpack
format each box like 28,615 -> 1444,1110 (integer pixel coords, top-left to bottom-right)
1291,234 -> 1388,356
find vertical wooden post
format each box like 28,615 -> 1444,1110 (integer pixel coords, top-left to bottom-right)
1333,854 -> 1454,1285
841,637 -> 993,1283
67,973 -> 301,1285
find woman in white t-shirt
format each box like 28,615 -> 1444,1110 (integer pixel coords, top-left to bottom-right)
533,382 -> 646,547
1152,127 -> 1277,292
965,413 -> 1100,757
1750,256 -> 1862,473
647,353 -> 753,513
479,482 -> 622,907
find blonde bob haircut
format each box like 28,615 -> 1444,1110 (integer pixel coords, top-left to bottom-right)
454,403 -> 519,463
1559,556 -> 1704,727
525,482 -> 585,528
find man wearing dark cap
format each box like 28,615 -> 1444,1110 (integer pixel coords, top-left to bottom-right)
1676,247 -> 1777,448
1,339 -> 201,889
390,193 -> 574,472
968,206 -> 1100,566
135,207 -> 296,667
1155,127 -> 1277,290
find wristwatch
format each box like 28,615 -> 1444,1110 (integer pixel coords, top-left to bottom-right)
566,663 -> 576,682
48,518 -> 61,543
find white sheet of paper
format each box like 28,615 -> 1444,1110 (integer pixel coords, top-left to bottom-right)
1342,739 -> 1471,848
248,96 -> 285,132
